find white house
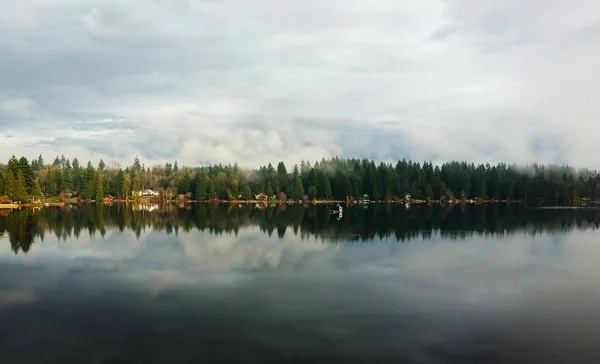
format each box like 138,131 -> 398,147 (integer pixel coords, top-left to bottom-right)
133,189 -> 159,197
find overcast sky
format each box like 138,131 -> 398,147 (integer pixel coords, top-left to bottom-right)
1,0 -> 599,168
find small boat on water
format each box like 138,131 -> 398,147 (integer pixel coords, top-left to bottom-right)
329,204 -> 343,220
330,204 -> 343,214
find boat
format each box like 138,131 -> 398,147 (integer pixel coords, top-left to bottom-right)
330,204 -> 343,214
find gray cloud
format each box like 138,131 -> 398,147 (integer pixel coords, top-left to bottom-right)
0,0 -> 599,168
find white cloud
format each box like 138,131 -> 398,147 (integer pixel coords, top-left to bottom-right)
0,0 -> 599,168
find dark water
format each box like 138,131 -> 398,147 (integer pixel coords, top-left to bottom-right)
1,203 -> 600,363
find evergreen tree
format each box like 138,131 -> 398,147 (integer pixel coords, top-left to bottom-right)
307,185 -> 317,200
195,175 -> 207,200
13,170 -> 28,202
8,155 -> 19,176
242,185 -> 253,200
322,176 -> 332,199
72,158 -> 82,193
343,176 -> 352,199
4,172 -> 15,201
292,176 -> 304,199
62,166 -> 72,192
133,156 -> 142,172
207,180 -> 217,200
266,183 -> 274,198
122,174 -> 132,198
98,159 -> 106,171
133,176 -> 142,192
47,168 -> 59,196
307,169 -> 318,197
425,183 -> 434,200
115,170 -> 125,199
277,161 -> 288,193
83,170 -> 96,200
94,171 -> 104,201
30,180 -> 42,199
0,171 -> 4,195
18,156 -> 34,192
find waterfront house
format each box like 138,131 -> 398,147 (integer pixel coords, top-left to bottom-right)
255,193 -> 268,201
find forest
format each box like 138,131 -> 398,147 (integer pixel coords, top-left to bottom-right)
1,154 -> 600,205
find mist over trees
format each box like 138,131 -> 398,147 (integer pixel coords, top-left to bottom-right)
1,154 -> 599,204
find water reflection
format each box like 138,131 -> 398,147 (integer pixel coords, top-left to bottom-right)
1,205 -> 600,362
1,204 -> 600,254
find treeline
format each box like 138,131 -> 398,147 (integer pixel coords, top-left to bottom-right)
1,155 -> 600,204
2,204 -> 600,253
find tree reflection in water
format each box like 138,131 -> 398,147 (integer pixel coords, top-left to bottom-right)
1,203 -> 600,254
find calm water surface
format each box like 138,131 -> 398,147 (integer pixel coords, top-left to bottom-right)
1,204 -> 600,363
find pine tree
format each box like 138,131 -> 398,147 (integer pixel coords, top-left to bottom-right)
31,180 -> 42,200
47,168 -> 59,196
277,161 -> 288,193
72,158 -> 81,193
18,156 -> 34,192
207,180 -> 217,200
133,176 -> 142,192
0,171 -> 4,195
343,176 -> 352,199
266,183 -> 274,199
7,155 -> 19,176
372,184 -> 380,201
293,176 -> 304,199
122,174 -> 132,198
13,170 -> 28,202
94,171 -> 104,201
4,172 -> 15,201
62,166 -> 72,192
318,171 -> 330,199
133,156 -> 141,172
115,170 -> 125,199
425,183 -> 434,200
195,175 -> 207,200
98,159 -> 106,171
82,170 -> 96,200
242,185 -> 253,200
323,177 -> 332,199
307,185 -> 317,200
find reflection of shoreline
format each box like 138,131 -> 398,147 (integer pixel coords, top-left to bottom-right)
131,204 -> 159,212
1,204 -> 600,254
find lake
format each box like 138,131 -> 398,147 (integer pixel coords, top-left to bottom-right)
1,203 -> 600,363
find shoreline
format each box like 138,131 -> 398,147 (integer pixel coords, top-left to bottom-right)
2,198 -> 599,209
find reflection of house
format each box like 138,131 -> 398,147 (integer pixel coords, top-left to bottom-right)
103,195 -> 115,204
131,204 -> 159,212
360,194 -> 370,203
133,189 -> 159,197
255,193 -> 268,201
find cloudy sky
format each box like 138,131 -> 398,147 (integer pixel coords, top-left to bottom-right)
1,0 -> 599,168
